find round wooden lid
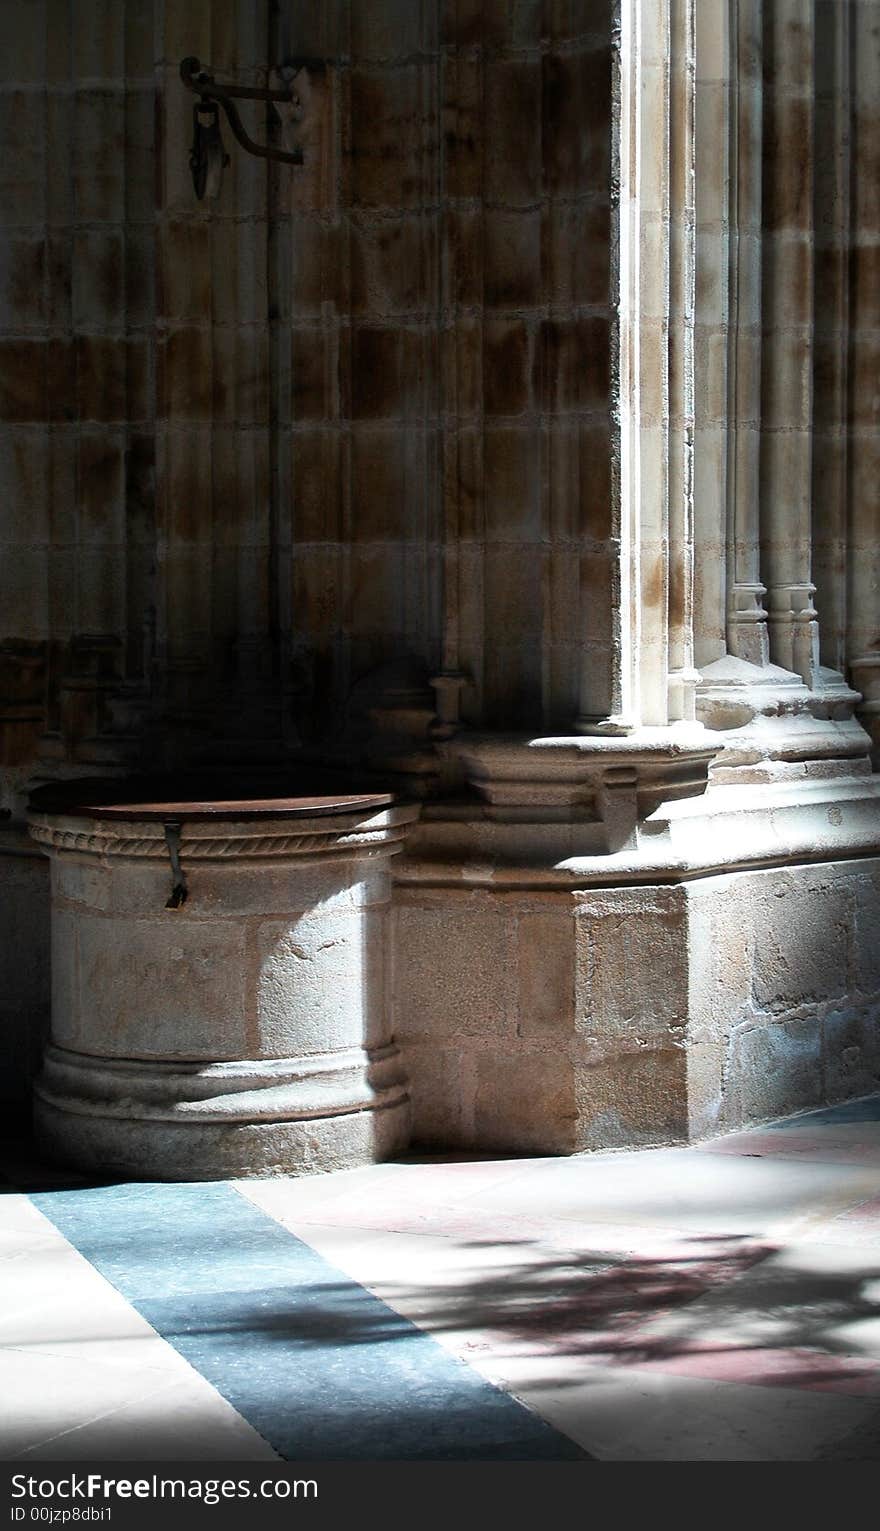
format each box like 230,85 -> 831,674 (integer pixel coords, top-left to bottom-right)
28,776 -> 394,822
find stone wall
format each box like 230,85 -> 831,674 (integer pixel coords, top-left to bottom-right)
1,0 -> 878,1153
0,0 -> 618,799
0,0 -> 619,1119
393,838 -> 880,1154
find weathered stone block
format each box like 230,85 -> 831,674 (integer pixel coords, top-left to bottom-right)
540,316 -> 609,414
546,1 -> 614,45
448,319 -> 482,423
542,47 -> 611,195
78,432 -> 126,542
123,89 -> 154,223
405,1041 -> 468,1147
161,427 -> 212,541
549,420 -> 612,541
852,868 -> 880,995
575,1046 -> 688,1149
482,0 -> 542,47
484,58 -> 542,206
351,213 -> 433,317
158,222 -> 212,323
1,548 -> 49,637
850,333 -> 880,429
751,875 -> 850,1014
349,66 -> 430,208
350,427 -> 413,540
0,92 -> 46,226
0,428 -> 50,545
76,914 -> 248,1059
725,1017 -> 823,1128
351,326 -> 426,420
686,1041 -> 728,1140
483,209 -> 542,310
393,901 -> 514,1039
823,1004 -> 880,1104
49,907 -> 81,1051
53,856 -> 165,915
0,235 -> 47,330
762,97 -> 813,230
483,428 -> 541,538
291,428 -> 342,543
124,230 -> 154,327
543,199 -> 610,309
73,90 -> 125,222
346,543 -> 406,634
474,1047 -> 577,1153
287,215 -> 343,317
0,340 -> 46,422
256,906 -> 386,1057
483,320 -> 533,417
442,208 -> 481,309
545,546 -> 582,646
2,0 -> 46,81
211,328 -> 270,427
76,335 -> 127,422
350,0 -> 429,62
687,877 -> 754,1042
158,328 -> 213,421
483,544 -> 544,631
441,54 -> 482,199
575,888 -> 689,1040
517,909 -> 576,1036
291,546 -> 342,642
72,0 -> 124,77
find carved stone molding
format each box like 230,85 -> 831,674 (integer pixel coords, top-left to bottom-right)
456,727 -> 718,812
28,808 -> 416,863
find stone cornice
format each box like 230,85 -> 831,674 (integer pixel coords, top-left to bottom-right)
28,804 -> 420,861
454,725 -> 719,814
397,774 -> 880,889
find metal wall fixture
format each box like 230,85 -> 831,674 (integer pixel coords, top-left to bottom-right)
180,56 -> 307,199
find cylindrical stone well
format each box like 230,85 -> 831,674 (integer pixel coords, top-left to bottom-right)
27,783 -> 418,1179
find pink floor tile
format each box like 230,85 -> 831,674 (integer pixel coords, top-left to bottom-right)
695,1131 -> 880,1165
616,1343 -> 880,1396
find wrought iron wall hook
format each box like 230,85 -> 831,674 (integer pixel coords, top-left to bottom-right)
188,99 -> 229,200
180,55 -> 305,200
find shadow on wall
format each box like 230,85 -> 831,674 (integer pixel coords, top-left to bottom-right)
0,843 -> 50,1126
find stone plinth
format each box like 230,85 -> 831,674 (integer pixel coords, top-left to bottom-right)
394,728 -> 880,1154
28,784 -> 418,1179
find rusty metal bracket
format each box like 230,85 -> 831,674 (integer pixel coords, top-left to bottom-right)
180,55 -> 305,199
163,821 -> 188,909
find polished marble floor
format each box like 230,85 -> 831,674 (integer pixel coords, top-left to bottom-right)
3,1096 -> 880,1462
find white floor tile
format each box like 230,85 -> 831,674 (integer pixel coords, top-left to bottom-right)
0,1196 -> 276,1462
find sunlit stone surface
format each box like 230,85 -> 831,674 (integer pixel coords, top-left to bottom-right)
0,0 -> 877,1173
28,796 -> 415,1178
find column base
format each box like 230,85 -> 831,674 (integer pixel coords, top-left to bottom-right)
34,1043 -> 411,1180
394,727 -> 880,1154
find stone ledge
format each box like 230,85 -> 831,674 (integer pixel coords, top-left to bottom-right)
28,803 -> 419,860
396,774 -> 880,887
452,726 -> 719,853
